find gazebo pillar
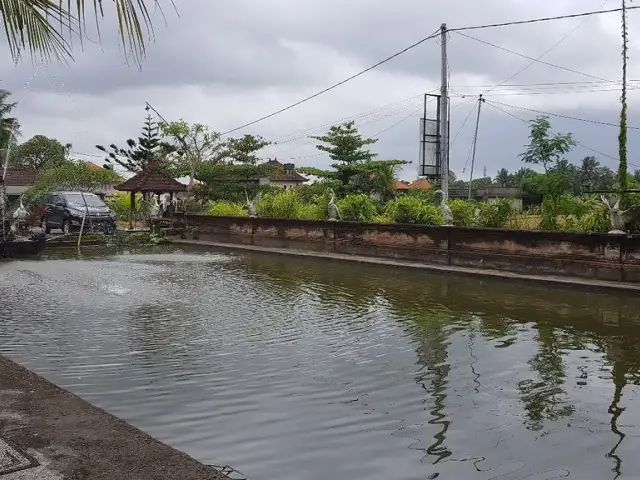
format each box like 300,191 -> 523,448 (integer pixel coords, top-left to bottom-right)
129,191 -> 136,230
170,192 -> 174,228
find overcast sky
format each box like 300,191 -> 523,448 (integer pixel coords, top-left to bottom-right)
2,0 -> 640,180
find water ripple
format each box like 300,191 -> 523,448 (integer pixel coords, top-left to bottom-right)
2,247 -> 640,479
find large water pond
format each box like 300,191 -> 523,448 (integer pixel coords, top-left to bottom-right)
1,246 -> 640,479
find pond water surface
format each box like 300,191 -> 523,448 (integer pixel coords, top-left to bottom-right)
1,246 -> 640,480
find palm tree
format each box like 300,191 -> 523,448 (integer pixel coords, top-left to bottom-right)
0,89 -> 20,151
0,0 -> 173,65
494,168 -> 510,187
368,163 -> 401,203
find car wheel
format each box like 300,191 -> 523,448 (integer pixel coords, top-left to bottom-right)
41,217 -> 51,234
61,219 -> 71,235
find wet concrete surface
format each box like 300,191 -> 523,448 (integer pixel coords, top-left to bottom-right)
0,356 -> 227,480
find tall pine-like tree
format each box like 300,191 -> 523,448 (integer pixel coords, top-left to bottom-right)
299,121 -> 406,192
97,115 -> 174,172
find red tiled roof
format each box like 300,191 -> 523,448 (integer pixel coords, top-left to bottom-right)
86,161 -> 123,181
409,178 -> 432,190
115,160 -> 186,193
2,169 -> 38,186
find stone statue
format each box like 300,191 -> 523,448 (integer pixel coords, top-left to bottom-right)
244,191 -> 261,217
327,188 -> 340,221
148,195 -> 161,219
600,195 -> 637,234
12,195 -> 29,236
435,189 -> 454,226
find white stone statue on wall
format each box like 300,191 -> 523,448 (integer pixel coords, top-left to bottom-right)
327,188 -> 340,221
435,189 -> 454,226
244,191 -> 261,217
600,195 -> 636,234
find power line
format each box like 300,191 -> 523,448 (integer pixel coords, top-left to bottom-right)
220,29 -> 441,135
222,5 -> 639,135
270,92 -> 430,145
453,86 -> 640,97
454,31 -> 609,82
479,0 -> 608,96
455,80 -> 638,88
486,99 -> 640,130
450,101 -> 478,148
371,106 -> 423,137
484,101 -> 640,169
267,100 -> 426,159
449,5 -> 640,32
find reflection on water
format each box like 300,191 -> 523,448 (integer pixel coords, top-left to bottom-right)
1,246 -> 640,480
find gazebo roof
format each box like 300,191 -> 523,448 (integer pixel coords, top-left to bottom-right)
115,160 -> 186,193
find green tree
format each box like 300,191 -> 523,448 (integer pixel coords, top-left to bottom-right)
363,162 -> 402,203
96,114 -> 175,172
35,162 -> 120,192
225,134 -> 271,164
193,134 -> 274,202
519,116 -> 575,173
303,121 -> 378,185
495,168 -> 510,187
159,121 -> 226,183
0,0 -> 175,65
300,121 -> 407,193
0,89 -> 20,152
11,135 -> 71,170
579,156 -> 599,185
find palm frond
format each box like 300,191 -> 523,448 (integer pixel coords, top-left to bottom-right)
0,0 -> 73,62
0,0 -> 176,65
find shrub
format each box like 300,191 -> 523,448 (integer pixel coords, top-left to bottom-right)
207,201 -> 246,216
448,199 -> 477,227
337,194 -> 377,222
295,203 -> 324,220
536,195 -> 607,231
385,196 -> 442,225
257,189 -> 300,219
294,180 -> 343,203
21,184 -> 51,210
182,197 -> 209,214
104,192 -> 142,222
476,199 -> 514,228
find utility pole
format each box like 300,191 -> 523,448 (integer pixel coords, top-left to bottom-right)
440,23 -> 449,197
468,94 -> 484,200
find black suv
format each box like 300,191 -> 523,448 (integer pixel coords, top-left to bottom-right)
40,192 -> 117,234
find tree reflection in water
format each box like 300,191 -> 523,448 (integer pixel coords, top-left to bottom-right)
232,251 -> 640,472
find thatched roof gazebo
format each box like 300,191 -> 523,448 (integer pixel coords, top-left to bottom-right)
115,159 -> 186,230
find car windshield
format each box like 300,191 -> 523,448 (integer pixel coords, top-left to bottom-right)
64,194 -> 106,208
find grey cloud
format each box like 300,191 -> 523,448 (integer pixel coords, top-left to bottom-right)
3,0 -> 630,97
1,0 -> 639,180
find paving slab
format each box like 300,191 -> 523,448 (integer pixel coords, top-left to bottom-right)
0,356 -> 228,480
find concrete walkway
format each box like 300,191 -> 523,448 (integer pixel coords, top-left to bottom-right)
0,356 -> 229,480
175,239 -> 640,293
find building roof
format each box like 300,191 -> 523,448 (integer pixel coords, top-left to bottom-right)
86,161 -> 123,181
115,160 -> 186,193
409,178 -> 432,190
268,171 -> 307,183
2,169 -> 38,186
262,158 -> 307,183
396,181 -> 410,191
